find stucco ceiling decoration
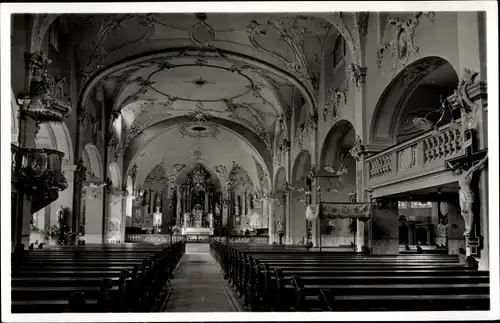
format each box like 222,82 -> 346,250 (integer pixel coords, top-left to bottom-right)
145,158 -> 168,183
147,64 -> 254,102
252,156 -> 269,189
376,12 -> 435,77
228,161 -> 254,188
110,53 -> 283,152
178,109 -> 220,138
73,13 -> 332,97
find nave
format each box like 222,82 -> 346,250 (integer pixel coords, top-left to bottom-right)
7,7 -> 495,318
10,239 -> 490,313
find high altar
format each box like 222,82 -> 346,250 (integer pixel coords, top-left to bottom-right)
178,164 -> 221,236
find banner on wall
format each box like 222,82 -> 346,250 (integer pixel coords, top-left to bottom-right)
320,202 -> 372,221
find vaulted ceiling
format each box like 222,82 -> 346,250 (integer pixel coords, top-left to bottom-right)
67,13 -> 338,186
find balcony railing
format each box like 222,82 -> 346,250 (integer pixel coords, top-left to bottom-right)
365,120 -> 464,187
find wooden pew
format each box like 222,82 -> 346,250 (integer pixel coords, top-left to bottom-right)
209,241 -> 489,312
11,241 -> 185,313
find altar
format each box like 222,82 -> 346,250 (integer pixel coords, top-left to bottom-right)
181,204 -> 214,236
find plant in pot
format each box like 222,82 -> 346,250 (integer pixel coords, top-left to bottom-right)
40,224 -> 59,245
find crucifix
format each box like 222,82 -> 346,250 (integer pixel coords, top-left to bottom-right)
445,129 -> 488,257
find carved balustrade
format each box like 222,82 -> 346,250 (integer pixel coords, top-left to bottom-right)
365,120 -> 464,187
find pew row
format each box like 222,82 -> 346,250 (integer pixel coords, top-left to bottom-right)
11,241 -> 186,313
209,241 -> 490,312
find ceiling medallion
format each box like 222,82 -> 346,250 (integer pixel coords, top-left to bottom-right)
179,123 -> 220,139
185,76 -> 216,88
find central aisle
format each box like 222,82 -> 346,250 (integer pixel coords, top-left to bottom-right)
163,243 -> 243,312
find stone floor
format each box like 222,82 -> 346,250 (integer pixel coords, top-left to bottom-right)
162,243 -> 243,312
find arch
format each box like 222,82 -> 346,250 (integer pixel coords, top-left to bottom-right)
11,90 -> 19,143
320,120 -> 356,170
314,14 -> 361,65
46,123 -> 74,164
124,175 -> 134,225
369,56 -> 459,146
108,162 -> 122,188
292,150 -> 312,185
83,143 -> 103,179
274,166 -> 287,194
29,14 -> 61,53
124,116 -> 273,185
78,48 -> 318,126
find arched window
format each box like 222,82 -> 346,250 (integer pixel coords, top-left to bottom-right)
333,35 -> 346,68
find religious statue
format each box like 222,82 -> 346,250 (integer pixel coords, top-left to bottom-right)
456,154 -> 488,237
155,192 -> 162,210
183,212 -> 189,228
276,218 -> 284,233
143,190 -> 149,207
153,211 -> 162,227
235,196 -> 240,216
208,213 -> 213,228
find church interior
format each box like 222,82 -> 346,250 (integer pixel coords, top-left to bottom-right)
7,9 -> 495,315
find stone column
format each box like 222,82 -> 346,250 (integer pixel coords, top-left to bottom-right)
222,201 -> 229,228
447,202 -> 466,255
15,110 -> 40,250
105,185 -> 123,242
59,164 -> 77,230
84,186 -> 105,244
176,185 -> 181,226
371,199 -> 399,255
267,198 -> 275,244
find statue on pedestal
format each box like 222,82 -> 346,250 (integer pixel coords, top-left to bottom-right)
209,213 -> 213,228
153,206 -> 162,227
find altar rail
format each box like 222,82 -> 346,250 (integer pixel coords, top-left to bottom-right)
124,234 -> 185,244
209,235 -> 270,244
365,119 -> 464,188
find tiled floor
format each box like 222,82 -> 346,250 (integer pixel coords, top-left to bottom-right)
163,243 -> 242,312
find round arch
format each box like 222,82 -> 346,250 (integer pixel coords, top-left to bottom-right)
78,48 -> 318,125
11,90 -> 19,143
369,56 -> 459,146
45,123 -> 74,165
320,120 -> 355,170
83,143 -> 103,179
274,166 -> 287,194
108,162 -> 122,188
292,150 -> 312,185
29,14 -> 61,53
